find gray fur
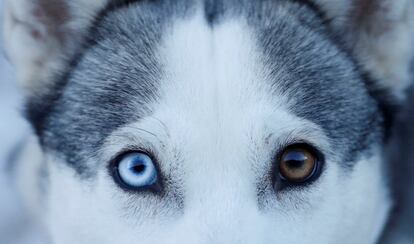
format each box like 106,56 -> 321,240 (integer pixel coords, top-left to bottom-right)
246,0 -> 385,165
29,0 -> 387,176
35,0 -> 195,175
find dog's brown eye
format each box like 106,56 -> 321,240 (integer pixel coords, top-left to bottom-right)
279,145 -> 319,183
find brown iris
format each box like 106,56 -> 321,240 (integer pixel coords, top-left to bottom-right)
279,145 -> 318,183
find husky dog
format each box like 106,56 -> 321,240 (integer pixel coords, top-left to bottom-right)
2,0 -> 414,243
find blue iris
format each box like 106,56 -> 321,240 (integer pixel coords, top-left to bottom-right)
117,152 -> 158,189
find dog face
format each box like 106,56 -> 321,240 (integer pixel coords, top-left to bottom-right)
3,0 -> 414,243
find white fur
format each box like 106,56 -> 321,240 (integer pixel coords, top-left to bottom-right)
42,13 -> 391,244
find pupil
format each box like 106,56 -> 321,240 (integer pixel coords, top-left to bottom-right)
132,164 -> 146,173
285,152 -> 307,169
287,159 -> 305,168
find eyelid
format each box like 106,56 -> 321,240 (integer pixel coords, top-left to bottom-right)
109,146 -> 153,164
265,128 -> 331,159
276,141 -> 324,160
102,136 -> 159,165
101,126 -> 165,167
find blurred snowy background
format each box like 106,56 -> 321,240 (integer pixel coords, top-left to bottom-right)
0,1 -> 45,243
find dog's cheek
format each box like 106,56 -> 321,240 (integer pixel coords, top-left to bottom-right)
257,152 -> 390,244
45,158 -> 171,244
315,152 -> 391,244
338,152 -> 391,243
45,160 -> 125,244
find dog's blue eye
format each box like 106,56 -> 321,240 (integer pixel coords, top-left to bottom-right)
115,152 -> 158,190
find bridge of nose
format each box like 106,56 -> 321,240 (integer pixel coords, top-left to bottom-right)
151,11 -> 283,237
167,190 -> 268,244
157,11 -> 273,197
143,13 -> 290,244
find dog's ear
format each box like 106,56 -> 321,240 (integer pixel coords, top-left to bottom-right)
318,0 -> 414,101
2,0 -> 108,95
